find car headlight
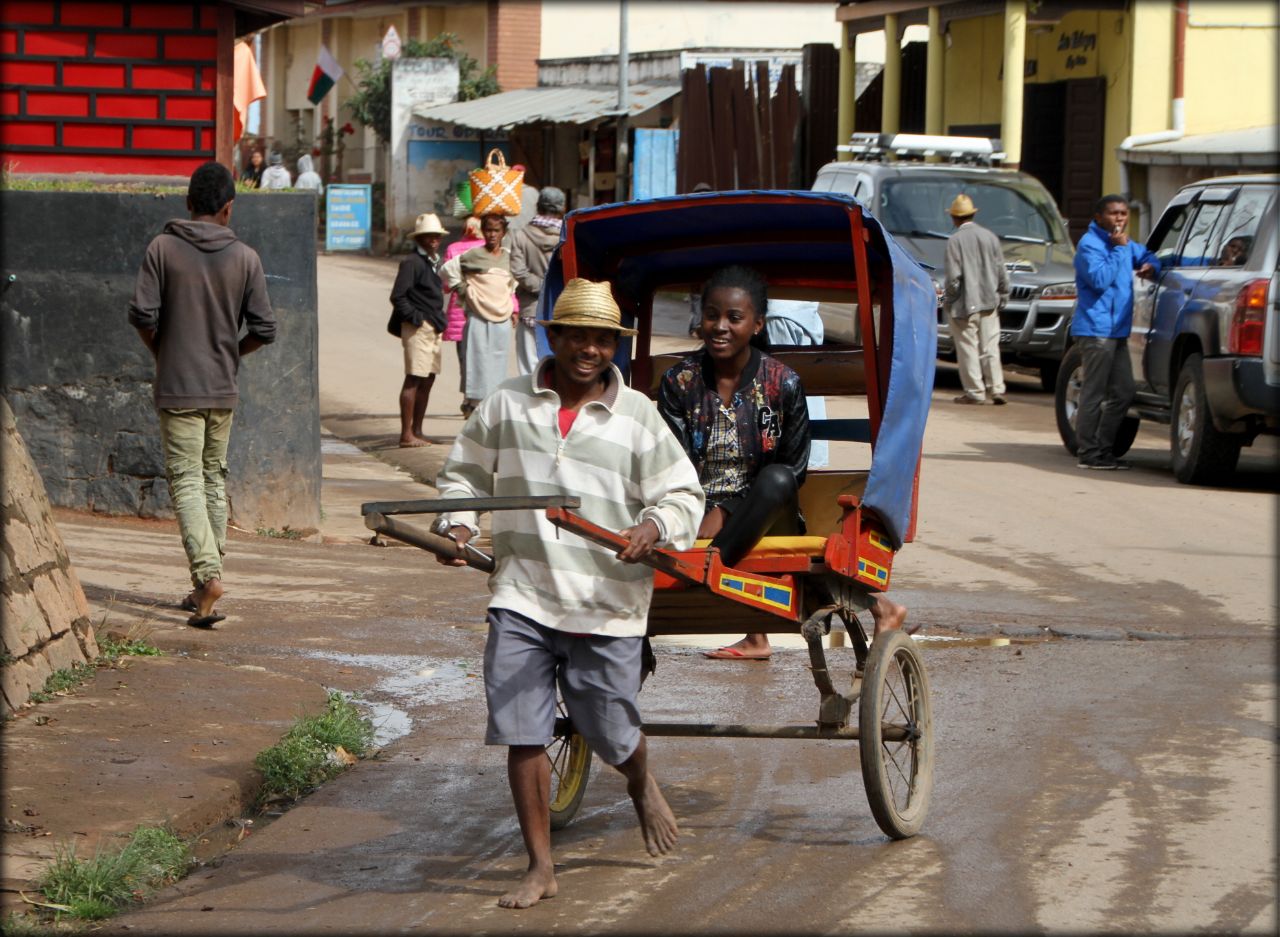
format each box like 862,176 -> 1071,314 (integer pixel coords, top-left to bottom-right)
1039,282 -> 1076,300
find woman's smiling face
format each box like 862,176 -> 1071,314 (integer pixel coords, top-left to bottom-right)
699,285 -> 763,364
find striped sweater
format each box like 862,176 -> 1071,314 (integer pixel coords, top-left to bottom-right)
436,360 -> 705,637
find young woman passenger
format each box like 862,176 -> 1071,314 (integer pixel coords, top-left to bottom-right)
657,265 -> 909,661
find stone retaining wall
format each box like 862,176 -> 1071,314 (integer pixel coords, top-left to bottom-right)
0,188 -> 321,533
1,398 -> 98,714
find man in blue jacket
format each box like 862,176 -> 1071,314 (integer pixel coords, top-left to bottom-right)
1071,195 -> 1159,470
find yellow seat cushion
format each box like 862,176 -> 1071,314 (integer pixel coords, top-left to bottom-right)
692,535 -> 829,558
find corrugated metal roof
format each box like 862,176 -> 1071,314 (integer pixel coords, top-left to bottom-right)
411,83 -> 680,129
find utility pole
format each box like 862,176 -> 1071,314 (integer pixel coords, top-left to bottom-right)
614,0 -> 629,202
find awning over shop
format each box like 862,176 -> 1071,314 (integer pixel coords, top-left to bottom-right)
1122,126 -> 1279,168
412,83 -> 680,130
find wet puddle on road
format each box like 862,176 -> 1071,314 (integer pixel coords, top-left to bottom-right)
304,636 -> 1058,747
290,649 -> 483,747
652,632 -> 1058,652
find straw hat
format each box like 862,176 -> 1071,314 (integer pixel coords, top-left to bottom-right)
537,278 -> 637,336
411,212 -> 447,237
947,193 -> 978,218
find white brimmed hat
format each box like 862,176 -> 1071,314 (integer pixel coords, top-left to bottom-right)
537,278 -> 637,336
411,213 -> 447,237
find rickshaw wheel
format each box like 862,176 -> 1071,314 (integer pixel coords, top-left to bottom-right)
548,699 -> 592,831
858,630 -> 933,839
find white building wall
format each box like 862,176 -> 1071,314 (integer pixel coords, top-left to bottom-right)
540,1 -> 841,57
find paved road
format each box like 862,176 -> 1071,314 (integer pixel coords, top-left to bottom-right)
103,253 -> 1276,934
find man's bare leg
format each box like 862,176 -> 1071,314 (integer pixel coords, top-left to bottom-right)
868,594 -> 911,636
500,745 -> 558,909
411,374 -> 435,441
612,735 -> 679,856
398,376 -> 428,447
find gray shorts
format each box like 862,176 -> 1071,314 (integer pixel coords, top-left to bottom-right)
483,607 -> 643,766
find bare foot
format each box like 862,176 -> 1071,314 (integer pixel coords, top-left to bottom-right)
871,598 -> 913,636
398,436 -> 428,448
193,577 -> 223,619
629,773 -> 679,856
703,634 -> 771,660
497,865 -> 557,909
413,431 -> 433,443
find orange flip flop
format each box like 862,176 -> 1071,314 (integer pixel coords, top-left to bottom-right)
703,646 -> 771,661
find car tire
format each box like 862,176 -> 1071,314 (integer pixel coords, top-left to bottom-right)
1054,343 -> 1140,458
1170,353 -> 1243,485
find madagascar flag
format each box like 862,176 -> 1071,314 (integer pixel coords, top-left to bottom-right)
307,45 -> 343,105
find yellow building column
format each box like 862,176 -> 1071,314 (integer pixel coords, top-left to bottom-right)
882,14 -> 901,135
1001,0 -> 1026,168
837,21 -> 855,159
925,5 -> 943,136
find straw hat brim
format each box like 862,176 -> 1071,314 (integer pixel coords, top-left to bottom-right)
536,315 -> 638,337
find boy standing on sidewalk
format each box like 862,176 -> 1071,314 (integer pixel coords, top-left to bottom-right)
435,278 -> 704,909
129,161 -> 276,627
390,212 -> 447,448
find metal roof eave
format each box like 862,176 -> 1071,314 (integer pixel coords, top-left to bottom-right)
411,83 -> 681,131
1121,125 -> 1279,168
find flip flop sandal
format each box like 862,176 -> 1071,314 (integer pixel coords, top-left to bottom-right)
187,613 -> 226,629
178,595 -> 198,613
703,646 -> 771,661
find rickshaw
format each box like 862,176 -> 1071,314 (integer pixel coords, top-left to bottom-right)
362,190 -> 938,840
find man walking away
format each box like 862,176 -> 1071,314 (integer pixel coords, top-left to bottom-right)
943,193 -> 1010,405
1072,195 -> 1159,470
390,212 -> 448,448
128,161 -> 276,627
510,187 -> 566,375
435,278 -> 704,909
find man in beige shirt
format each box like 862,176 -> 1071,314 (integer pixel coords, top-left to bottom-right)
440,213 -> 519,413
943,193 -> 1010,405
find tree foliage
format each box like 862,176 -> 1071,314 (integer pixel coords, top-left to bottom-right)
345,33 -> 500,145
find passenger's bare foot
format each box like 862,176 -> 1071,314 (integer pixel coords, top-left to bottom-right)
193,577 -> 223,619
497,865 -> 557,909
703,634 -> 771,660
413,431 -> 432,443
629,773 -> 679,856
871,597 -> 915,636
398,436 -> 428,448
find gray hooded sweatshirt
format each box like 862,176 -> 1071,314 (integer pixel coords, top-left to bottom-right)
129,219 -> 276,410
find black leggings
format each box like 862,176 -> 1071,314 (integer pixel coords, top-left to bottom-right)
709,463 -> 799,567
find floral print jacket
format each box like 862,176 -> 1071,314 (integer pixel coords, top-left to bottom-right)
657,347 -> 810,513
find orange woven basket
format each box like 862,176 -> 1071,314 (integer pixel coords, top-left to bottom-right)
468,149 -> 524,216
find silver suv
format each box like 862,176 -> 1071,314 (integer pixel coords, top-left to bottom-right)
812,146 -> 1077,389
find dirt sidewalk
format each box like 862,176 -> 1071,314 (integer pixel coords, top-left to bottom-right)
0,425 -> 475,916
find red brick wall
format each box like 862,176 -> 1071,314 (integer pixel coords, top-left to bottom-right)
487,0 -> 540,92
0,2 -> 221,175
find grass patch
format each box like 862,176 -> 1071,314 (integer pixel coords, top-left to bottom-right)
254,691 -> 375,807
255,526 -> 305,540
35,825 -> 191,923
23,626 -> 161,707
28,662 -> 96,704
96,634 -> 162,663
